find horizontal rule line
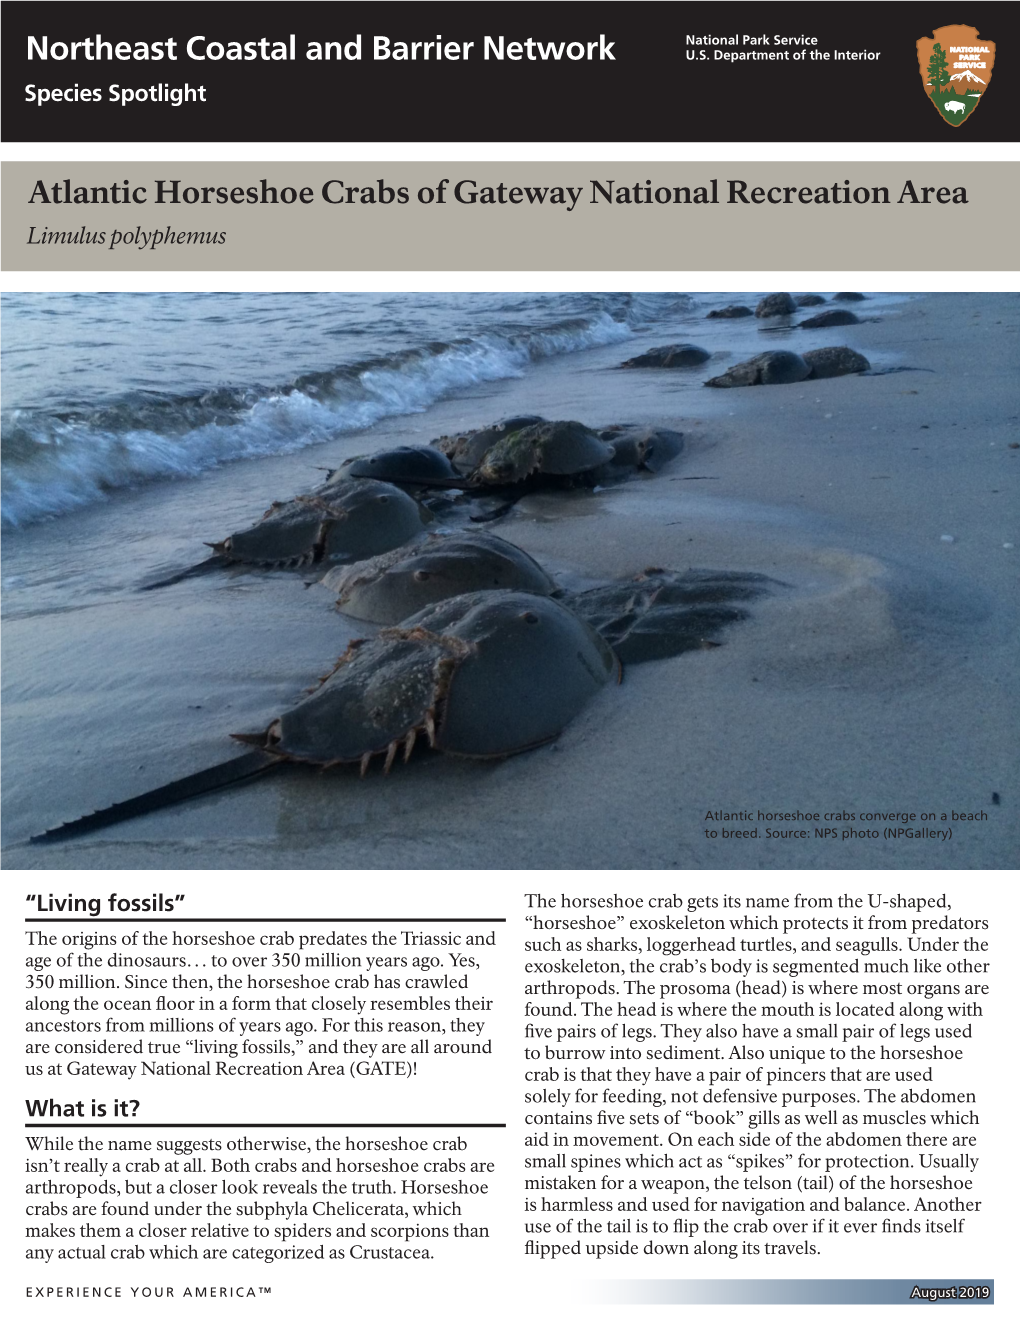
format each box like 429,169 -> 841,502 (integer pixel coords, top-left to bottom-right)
25,1123 -> 506,1129
24,917 -> 506,923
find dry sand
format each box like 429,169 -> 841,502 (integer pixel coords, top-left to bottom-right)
3,291 -> 1017,869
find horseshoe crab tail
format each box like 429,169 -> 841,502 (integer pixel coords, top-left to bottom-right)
138,555 -> 224,592
29,750 -> 279,844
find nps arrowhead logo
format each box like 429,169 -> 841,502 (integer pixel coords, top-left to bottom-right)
917,25 -> 995,125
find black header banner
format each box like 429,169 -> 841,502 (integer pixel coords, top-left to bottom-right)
2,2 -> 1015,142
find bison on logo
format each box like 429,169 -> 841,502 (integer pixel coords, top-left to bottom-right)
917,25 -> 995,126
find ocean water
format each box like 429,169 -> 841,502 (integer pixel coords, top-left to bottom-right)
1,291 -> 661,528
0,290 -> 903,530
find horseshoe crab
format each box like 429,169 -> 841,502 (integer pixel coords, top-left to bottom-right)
755,293 -> 797,318
433,416 -> 546,476
321,530 -> 556,624
801,346 -> 870,378
705,351 -> 811,388
620,344 -> 711,369
31,591 -> 618,841
428,418 -> 686,505
211,481 -> 428,567
798,309 -> 860,329
143,479 -> 427,589
323,445 -> 461,488
257,591 -> 618,767
598,425 -> 684,474
470,419 -> 616,487
565,568 -> 780,663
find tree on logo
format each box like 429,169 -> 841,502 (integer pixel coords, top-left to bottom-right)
927,42 -> 950,98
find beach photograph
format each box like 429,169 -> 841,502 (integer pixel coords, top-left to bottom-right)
1,289 -> 1016,869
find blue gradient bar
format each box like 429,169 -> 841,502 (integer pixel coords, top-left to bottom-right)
590,1280 -> 994,1304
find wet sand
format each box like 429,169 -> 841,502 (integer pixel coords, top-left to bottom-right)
3,291 -> 1017,869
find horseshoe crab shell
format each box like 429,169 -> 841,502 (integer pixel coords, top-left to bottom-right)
801,346 -> 870,378
705,351 -> 811,389
706,305 -> 753,319
566,568 -> 779,663
247,590 -> 619,768
321,530 -> 556,623
599,425 -> 684,474
327,445 -> 460,487
211,479 -> 426,568
472,420 -> 615,486
433,415 -> 546,476
620,344 -> 710,369
798,309 -> 860,329
755,293 -> 797,318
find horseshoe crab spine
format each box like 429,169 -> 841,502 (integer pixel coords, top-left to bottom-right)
29,750 -> 278,844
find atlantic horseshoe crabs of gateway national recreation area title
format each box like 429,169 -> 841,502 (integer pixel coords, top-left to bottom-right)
25,177 -> 972,211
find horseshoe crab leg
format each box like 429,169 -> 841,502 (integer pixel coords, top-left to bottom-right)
29,749 -> 279,844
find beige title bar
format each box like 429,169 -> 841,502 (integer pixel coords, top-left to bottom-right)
3,161 -> 1015,271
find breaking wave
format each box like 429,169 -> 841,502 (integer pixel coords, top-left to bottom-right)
2,308 -> 646,529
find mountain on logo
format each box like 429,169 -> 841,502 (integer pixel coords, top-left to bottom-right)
916,24 -> 996,126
